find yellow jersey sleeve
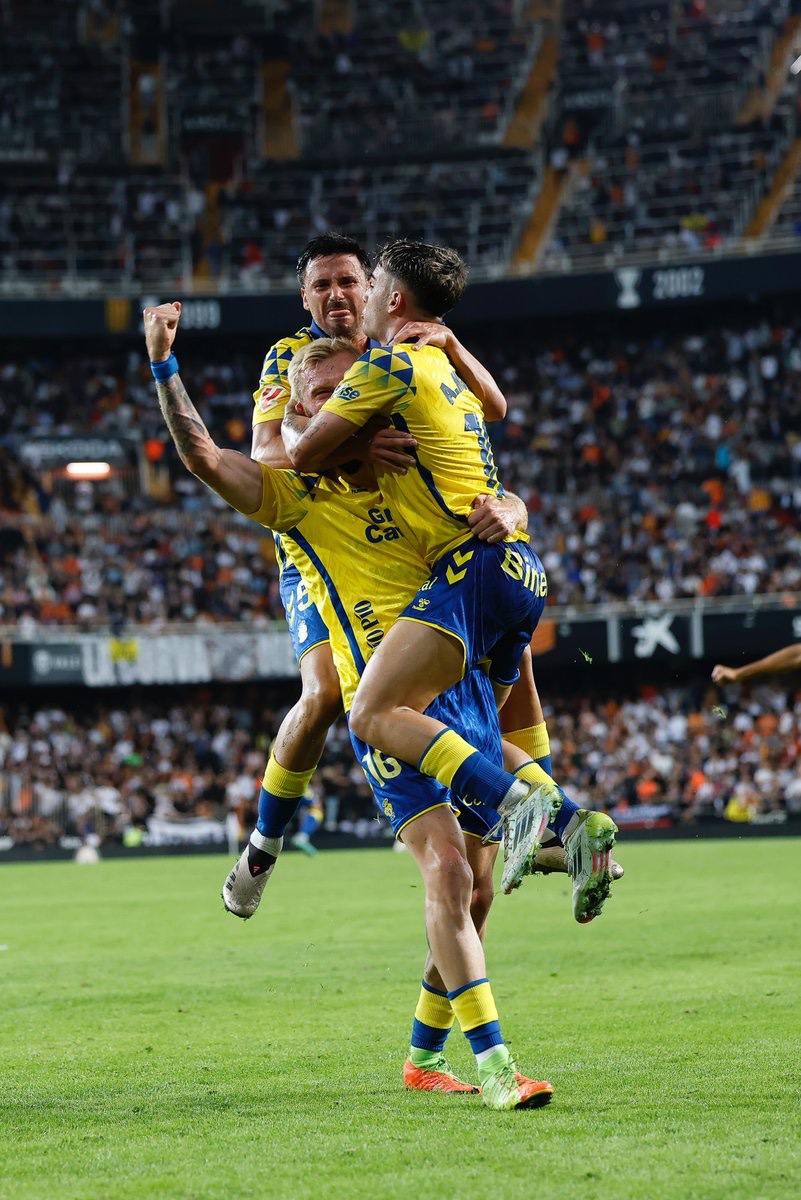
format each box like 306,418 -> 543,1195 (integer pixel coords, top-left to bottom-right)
233,463 -> 317,531
326,344 -> 517,566
323,346 -> 416,426
251,327 -> 313,427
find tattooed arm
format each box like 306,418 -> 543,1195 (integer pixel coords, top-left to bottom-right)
144,302 -> 263,514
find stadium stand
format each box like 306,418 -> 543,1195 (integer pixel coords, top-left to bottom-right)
542,0 -> 798,268
2,673 -> 799,849
2,303 -> 800,628
2,0 -> 801,853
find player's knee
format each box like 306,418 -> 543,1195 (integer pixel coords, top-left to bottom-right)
348,693 -> 382,746
425,843 -> 474,915
298,674 -> 342,733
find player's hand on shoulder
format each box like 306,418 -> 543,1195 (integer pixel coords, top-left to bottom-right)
468,493 -> 519,543
143,301 -> 182,362
390,320 -> 451,351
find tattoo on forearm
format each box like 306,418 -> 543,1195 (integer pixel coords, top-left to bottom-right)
156,375 -> 212,461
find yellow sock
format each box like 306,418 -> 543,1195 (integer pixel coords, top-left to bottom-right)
449,980 -> 498,1032
415,985 -> 454,1032
512,760 -> 554,789
449,980 -> 504,1058
504,721 -> 550,763
262,755 -> 316,798
419,729 -> 477,790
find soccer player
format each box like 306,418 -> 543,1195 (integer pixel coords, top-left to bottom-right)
712,643 -> 801,683
286,239 -> 618,906
144,312 -> 556,1108
237,233 -> 510,905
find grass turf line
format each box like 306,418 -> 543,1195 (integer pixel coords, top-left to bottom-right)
1,840 -> 799,1200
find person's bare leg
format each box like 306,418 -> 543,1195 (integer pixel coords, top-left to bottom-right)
272,642 -> 342,770
348,620 -> 464,762
401,807 -> 553,1108
403,834 -> 499,1094
222,643 -> 342,918
499,645 -> 543,735
400,807 -> 486,991
421,835 -> 499,992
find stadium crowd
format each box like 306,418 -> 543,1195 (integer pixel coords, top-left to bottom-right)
2,306 -> 801,627
2,675 -> 798,849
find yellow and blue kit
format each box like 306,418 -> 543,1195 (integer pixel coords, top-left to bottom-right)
252,320 -> 328,660
275,536 -> 329,663
252,320 -> 385,662
323,343 -> 548,684
323,343 -> 522,563
237,464 -> 503,840
251,321 -> 324,428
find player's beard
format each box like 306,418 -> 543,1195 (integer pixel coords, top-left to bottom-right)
322,307 -> 358,337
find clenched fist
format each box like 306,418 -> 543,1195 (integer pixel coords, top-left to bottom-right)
143,301 -> 182,363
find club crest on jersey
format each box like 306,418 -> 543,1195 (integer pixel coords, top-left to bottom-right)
258,385 -> 286,413
382,799 -> 395,820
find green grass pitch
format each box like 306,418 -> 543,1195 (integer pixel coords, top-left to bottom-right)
1,839 -> 799,1200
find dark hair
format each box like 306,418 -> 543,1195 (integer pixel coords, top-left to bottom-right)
296,233 -> 371,283
375,239 -> 468,315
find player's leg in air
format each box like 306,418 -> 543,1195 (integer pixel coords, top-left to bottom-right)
349,540 -> 611,913
222,570 -> 341,917
358,670 -> 554,1111
500,647 -> 622,923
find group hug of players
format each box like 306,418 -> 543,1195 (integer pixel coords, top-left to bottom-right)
143,232 -> 621,1112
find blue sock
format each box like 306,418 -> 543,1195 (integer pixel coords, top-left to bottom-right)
451,753 -> 520,809
299,809 -> 320,837
256,788 -> 301,839
549,791 -> 581,840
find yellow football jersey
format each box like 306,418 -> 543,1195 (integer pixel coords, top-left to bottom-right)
251,323 -> 319,427
238,464 -> 429,709
322,344 -> 524,565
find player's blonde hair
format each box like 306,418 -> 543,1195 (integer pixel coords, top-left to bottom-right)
286,336 -> 358,400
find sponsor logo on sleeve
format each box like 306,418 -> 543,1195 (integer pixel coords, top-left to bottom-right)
333,386 -> 360,402
258,385 -> 287,413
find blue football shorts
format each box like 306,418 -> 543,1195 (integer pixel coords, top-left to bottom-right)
398,537 -> 547,687
279,558 -> 330,665
349,667 -> 503,841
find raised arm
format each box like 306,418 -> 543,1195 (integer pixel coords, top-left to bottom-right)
251,420 -> 294,469
391,321 -> 507,421
711,643 -> 801,684
144,302 -> 264,515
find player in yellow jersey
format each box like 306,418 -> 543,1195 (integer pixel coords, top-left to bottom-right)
243,234 -> 395,901
239,233 -> 512,909
286,240 -> 618,918
144,313 -> 557,1108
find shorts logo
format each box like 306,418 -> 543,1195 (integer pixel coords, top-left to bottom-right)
335,386 -> 360,401
258,385 -> 286,413
382,799 -> 395,820
412,597 -> 430,611
297,619 -> 308,644
446,547 -> 474,585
